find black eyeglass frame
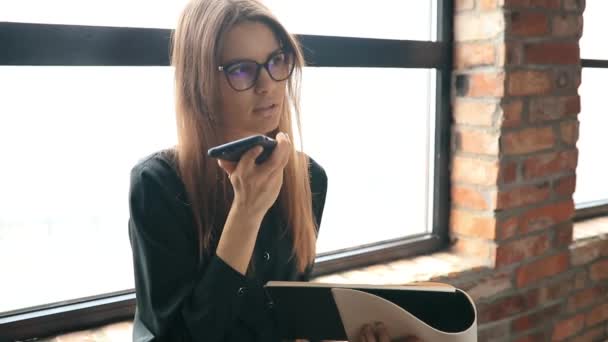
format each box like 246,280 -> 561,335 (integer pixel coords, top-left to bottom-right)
217,48 -> 296,91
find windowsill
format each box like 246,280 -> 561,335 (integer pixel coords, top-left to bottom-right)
311,250 -> 489,285
37,216 -> 608,341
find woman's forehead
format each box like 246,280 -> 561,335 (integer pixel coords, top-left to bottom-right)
220,21 -> 281,64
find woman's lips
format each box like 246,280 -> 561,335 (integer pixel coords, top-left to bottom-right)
253,104 -> 277,116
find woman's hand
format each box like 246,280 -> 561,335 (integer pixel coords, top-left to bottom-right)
218,132 -> 291,219
355,322 -> 421,342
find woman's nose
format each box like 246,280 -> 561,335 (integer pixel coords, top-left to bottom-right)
254,67 -> 274,94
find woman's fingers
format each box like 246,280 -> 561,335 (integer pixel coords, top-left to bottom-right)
359,324 -> 376,342
217,159 -> 237,175
260,132 -> 291,173
374,322 -> 390,342
239,145 -> 265,170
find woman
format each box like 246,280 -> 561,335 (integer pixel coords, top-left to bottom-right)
128,0 -> 405,341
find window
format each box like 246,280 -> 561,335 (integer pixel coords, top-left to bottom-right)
300,68 -> 434,253
0,66 -> 175,314
1,0 -> 433,40
576,0 -> 608,218
0,0 -> 452,339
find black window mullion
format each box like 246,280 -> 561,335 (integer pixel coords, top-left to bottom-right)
0,22 -> 448,69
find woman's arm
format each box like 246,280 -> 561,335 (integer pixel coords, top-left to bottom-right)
130,134 -> 292,341
129,164 -> 266,342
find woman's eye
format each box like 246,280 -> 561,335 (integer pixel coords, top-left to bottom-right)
227,65 -> 244,75
271,54 -> 286,64
227,63 -> 254,77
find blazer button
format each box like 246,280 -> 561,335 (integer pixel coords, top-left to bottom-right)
237,287 -> 247,296
263,251 -> 271,261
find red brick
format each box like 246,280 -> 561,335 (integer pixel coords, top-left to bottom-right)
529,96 -> 580,123
522,149 -> 578,180
467,273 -> 512,301
452,156 -> 499,186
497,183 -> 551,209
585,302 -> 608,327
451,185 -> 496,210
561,120 -> 579,145
553,14 -> 584,38
467,72 -> 505,97
519,200 -> 574,234
507,70 -> 553,96
570,326 -> 606,342
555,68 -> 581,90
590,259 -> 608,281
454,43 -> 496,70
498,216 -> 519,240
571,239 -> 605,266
524,42 -> 580,65
512,303 -> 561,333
454,128 -> 500,155
515,252 -> 569,287
452,237 -> 495,261
574,270 -> 588,290
525,271 -> 583,305
499,161 -> 518,184
453,99 -> 497,126
553,314 -> 585,341
502,126 -> 555,155
514,330 -> 550,342
495,233 -> 551,267
451,210 -> 498,239
555,223 -> 573,248
455,12 -> 505,41
452,186 -> 492,210
455,0 -> 475,11
563,0 -> 585,12
503,0 -> 560,8
554,175 -> 576,197
498,42 -> 524,66
478,294 -> 527,323
510,12 -> 549,37
478,320 -> 511,341
567,284 -> 608,312
501,100 -> 523,128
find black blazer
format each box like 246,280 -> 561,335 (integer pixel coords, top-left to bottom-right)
128,149 -> 328,342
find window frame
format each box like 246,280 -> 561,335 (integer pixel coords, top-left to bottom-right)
0,1 -> 453,338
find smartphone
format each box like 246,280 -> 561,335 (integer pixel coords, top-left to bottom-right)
207,134 -> 277,164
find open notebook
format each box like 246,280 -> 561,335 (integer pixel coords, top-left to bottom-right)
264,281 -> 477,341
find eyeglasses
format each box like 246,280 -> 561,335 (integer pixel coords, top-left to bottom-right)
218,49 -> 295,92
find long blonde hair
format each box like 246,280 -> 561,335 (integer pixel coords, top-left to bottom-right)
170,0 -> 317,272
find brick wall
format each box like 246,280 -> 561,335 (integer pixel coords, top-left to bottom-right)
448,0 -> 608,341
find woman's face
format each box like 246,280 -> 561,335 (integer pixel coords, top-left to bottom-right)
217,21 -> 289,142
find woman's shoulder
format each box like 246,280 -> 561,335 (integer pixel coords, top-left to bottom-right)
129,147 -> 185,196
131,147 -> 177,174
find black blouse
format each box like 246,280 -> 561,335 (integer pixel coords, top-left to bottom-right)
128,149 -> 328,342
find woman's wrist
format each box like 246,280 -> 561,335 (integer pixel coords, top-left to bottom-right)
216,202 -> 265,275
229,199 -> 266,224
